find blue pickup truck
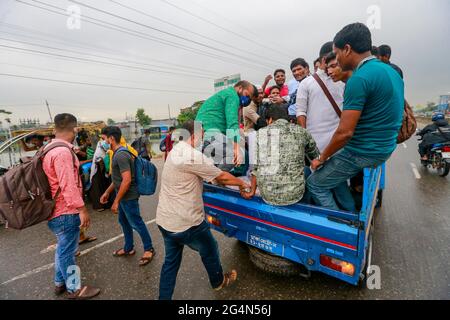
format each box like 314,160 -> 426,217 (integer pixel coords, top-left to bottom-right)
203,165 -> 385,286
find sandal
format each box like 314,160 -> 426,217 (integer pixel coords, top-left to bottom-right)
54,284 -> 66,296
214,270 -> 238,291
139,250 -> 155,267
66,286 -> 101,300
113,248 -> 136,257
79,236 -> 97,245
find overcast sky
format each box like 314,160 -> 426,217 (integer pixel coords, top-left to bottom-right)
0,0 -> 449,124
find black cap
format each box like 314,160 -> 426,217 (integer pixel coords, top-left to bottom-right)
319,41 -> 333,58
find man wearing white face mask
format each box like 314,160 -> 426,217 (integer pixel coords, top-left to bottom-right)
196,81 -> 255,172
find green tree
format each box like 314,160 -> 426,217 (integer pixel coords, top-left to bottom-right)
177,101 -> 204,125
136,108 -> 152,127
107,118 -> 116,125
0,109 -> 12,115
177,109 -> 198,125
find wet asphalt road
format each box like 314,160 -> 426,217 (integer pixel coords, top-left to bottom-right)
0,136 -> 449,300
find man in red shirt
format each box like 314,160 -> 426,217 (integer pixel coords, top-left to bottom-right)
43,113 -> 100,300
262,69 -> 289,103
164,126 -> 176,161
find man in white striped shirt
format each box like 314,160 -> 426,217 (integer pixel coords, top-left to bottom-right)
296,41 -> 345,153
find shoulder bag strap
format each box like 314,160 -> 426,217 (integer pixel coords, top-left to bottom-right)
313,73 -> 342,118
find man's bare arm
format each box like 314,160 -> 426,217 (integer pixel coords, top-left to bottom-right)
215,172 -> 249,190
297,116 -> 307,128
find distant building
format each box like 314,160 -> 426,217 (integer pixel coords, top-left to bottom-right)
437,94 -> 450,113
150,118 -> 177,127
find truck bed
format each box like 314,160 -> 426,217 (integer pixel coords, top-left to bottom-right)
203,166 -> 383,285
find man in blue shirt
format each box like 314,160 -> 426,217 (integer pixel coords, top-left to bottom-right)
307,22 -> 404,212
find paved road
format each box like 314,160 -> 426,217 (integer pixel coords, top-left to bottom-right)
0,136 -> 449,300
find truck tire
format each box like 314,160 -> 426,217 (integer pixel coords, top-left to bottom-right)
375,190 -> 383,208
248,245 -> 303,277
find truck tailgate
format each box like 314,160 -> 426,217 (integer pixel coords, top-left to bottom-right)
203,185 -> 359,258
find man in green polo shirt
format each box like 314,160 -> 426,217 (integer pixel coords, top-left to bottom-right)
307,22 -> 404,212
196,81 -> 255,171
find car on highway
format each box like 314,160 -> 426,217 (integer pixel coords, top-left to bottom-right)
203,165 -> 385,286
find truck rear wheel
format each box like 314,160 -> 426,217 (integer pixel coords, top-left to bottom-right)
375,190 -> 383,208
248,245 -> 306,277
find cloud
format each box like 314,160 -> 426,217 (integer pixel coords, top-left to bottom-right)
0,0 -> 449,124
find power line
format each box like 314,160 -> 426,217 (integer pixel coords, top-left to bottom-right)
0,43 -> 213,79
0,62 -> 208,91
67,0 -> 278,69
0,21 -> 219,76
0,36 -> 215,77
159,0 -> 295,60
188,0 -> 297,57
0,72 -> 211,94
109,0 -> 286,66
17,0 -> 269,72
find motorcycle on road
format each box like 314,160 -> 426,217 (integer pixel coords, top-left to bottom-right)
419,141 -> 450,177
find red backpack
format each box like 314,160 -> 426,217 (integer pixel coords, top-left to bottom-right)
0,142 -> 76,230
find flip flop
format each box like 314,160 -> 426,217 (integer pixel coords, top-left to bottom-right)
139,250 -> 156,267
214,270 -> 238,291
113,249 -> 136,257
79,236 -> 97,245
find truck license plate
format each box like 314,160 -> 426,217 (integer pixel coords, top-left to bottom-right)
248,233 -> 283,255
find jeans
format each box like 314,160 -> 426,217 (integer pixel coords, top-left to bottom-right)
158,221 -> 224,300
118,199 -> 153,252
48,214 -> 81,293
306,148 -> 389,212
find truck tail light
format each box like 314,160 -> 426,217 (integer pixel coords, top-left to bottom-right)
206,214 -> 221,227
442,146 -> 450,152
320,254 -> 355,276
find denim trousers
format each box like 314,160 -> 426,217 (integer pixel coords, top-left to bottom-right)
306,148 -> 389,212
158,221 -> 224,300
47,214 -> 81,293
118,199 -> 153,252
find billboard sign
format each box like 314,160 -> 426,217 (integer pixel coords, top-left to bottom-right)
214,74 -> 241,92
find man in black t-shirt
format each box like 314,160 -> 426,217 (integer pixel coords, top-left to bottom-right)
100,126 -> 155,267
378,44 -> 404,79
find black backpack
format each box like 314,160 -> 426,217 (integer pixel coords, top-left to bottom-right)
159,138 -> 167,152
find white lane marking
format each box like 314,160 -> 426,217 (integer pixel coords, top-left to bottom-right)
40,244 -> 57,254
402,143 -> 407,149
1,219 -> 156,287
0,263 -> 56,286
410,163 -> 422,179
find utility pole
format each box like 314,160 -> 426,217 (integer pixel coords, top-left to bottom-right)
168,104 -> 171,120
46,100 -> 53,123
